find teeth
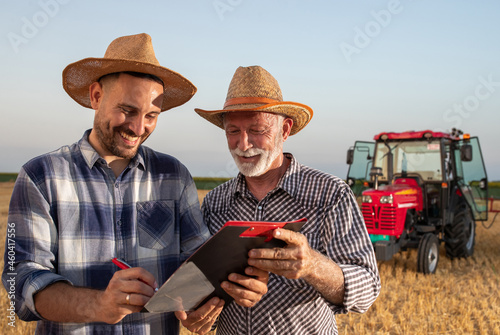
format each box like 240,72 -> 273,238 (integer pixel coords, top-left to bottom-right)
120,132 -> 138,142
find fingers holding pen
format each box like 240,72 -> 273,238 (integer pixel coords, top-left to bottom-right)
114,267 -> 158,297
98,267 -> 159,322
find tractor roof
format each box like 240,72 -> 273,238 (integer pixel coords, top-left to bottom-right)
373,130 -> 461,141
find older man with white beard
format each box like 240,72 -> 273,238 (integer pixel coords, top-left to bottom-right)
194,65 -> 381,335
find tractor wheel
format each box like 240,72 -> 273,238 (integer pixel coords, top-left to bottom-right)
445,207 -> 475,259
417,234 -> 440,274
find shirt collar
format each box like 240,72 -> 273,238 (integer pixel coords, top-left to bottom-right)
278,152 -> 302,198
78,129 -> 145,170
231,152 -> 302,198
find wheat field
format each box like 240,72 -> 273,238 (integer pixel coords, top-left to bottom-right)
1,183 -> 499,334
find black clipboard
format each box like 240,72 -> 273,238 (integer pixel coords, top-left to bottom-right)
142,218 -> 307,313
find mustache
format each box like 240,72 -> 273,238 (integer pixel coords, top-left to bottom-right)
230,147 -> 266,157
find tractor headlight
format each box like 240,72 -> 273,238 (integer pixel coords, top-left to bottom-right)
362,195 -> 372,203
380,195 -> 393,204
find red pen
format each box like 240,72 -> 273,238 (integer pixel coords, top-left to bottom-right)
111,258 -> 158,292
112,257 -> 132,270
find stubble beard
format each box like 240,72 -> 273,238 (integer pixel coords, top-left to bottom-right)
93,115 -> 146,160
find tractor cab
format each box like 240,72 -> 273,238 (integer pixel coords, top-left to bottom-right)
346,129 -> 488,273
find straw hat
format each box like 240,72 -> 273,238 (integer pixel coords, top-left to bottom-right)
195,66 -> 313,135
62,33 -> 196,111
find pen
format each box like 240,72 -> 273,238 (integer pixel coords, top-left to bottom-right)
111,258 -> 158,292
112,257 -> 133,270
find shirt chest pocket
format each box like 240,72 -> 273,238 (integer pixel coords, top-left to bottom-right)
137,200 -> 175,250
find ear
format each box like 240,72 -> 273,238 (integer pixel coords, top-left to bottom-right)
282,117 -> 293,141
89,82 -> 103,110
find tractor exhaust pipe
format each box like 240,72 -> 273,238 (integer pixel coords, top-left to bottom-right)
370,167 -> 383,190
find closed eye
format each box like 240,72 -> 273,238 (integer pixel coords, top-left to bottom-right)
119,104 -> 137,114
250,128 -> 267,135
226,128 -> 240,136
146,113 -> 159,120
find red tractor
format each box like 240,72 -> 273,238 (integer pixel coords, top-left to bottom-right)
346,129 -> 488,274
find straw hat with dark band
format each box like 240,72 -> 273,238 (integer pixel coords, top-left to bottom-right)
195,66 -> 313,135
62,33 -> 196,112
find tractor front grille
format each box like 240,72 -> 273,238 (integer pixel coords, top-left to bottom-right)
361,204 -> 397,233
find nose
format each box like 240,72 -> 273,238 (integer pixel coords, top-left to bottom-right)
128,115 -> 146,136
237,131 -> 253,152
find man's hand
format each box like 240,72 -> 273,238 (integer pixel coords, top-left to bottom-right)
221,266 -> 268,307
96,267 -> 158,323
247,228 -> 345,305
174,267 -> 268,333
175,297 -> 224,335
247,229 -> 315,280
35,267 -> 158,324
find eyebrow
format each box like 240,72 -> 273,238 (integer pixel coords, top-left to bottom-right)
118,103 -> 161,115
117,103 -> 138,111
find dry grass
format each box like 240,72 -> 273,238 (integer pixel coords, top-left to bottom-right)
336,200 -> 500,335
0,182 -> 499,334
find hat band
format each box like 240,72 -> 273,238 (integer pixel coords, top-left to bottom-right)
223,97 -> 280,109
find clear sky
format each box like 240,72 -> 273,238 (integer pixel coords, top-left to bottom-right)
1,0 -> 499,180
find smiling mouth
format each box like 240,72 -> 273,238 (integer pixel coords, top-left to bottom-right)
239,154 -> 259,160
120,131 -> 139,144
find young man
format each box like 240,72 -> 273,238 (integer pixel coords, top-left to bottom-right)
2,34 -> 266,335
195,66 -> 381,334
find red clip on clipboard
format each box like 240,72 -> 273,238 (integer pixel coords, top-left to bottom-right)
225,218 -> 307,242
143,218 -> 307,313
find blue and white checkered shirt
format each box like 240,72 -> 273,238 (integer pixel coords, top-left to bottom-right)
202,153 -> 381,335
2,130 -> 209,334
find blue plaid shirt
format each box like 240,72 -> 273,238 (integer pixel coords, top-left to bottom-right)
2,130 -> 209,334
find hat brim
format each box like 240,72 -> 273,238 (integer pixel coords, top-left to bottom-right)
195,101 -> 313,136
63,58 -> 197,112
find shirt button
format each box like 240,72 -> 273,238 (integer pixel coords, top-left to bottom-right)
117,220 -> 122,226
115,184 -> 119,188
258,206 -> 262,210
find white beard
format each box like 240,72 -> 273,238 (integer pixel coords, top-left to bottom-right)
230,134 -> 283,177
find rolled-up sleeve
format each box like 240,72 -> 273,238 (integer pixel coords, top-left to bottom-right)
326,186 -> 381,314
2,169 -> 71,321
